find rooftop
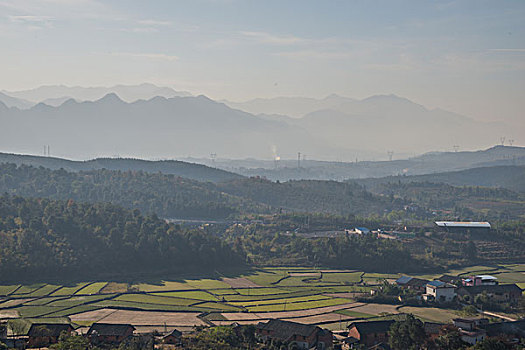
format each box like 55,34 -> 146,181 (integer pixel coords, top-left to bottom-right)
27,323 -> 72,337
460,284 -> 522,294
256,319 -> 324,340
435,221 -> 491,228
87,323 -> 135,336
348,320 -> 395,335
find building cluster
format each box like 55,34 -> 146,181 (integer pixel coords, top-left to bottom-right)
255,319 -> 333,349
340,318 -> 525,349
395,273 -> 522,305
0,322 -> 182,349
2,313 -> 525,349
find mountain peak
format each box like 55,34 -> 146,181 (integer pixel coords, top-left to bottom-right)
97,92 -> 124,104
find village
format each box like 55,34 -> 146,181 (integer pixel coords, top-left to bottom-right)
1,262 -> 523,350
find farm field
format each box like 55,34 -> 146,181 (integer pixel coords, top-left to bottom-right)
1,264 -> 524,334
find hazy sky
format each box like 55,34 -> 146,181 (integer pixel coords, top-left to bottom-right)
1,0 -> 524,126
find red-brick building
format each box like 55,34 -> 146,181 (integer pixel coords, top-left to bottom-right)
87,323 -> 135,345
347,320 -> 394,348
256,319 -> 332,349
27,323 -> 73,348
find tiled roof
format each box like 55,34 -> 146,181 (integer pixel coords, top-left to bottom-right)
460,284 -> 522,295
395,276 -> 412,284
437,275 -> 459,283
27,323 -> 72,337
87,323 -> 135,336
256,319 -> 321,340
348,320 -> 395,335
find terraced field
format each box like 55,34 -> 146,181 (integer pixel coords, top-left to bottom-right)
1,264 -> 523,334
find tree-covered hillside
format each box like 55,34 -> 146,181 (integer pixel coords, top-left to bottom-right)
0,195 -> 245,282
0,163 -> 266,219
217,177 -> 401,216
0,152 -> 243,183
356,165 -> 525,193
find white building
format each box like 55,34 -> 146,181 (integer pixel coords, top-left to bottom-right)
424,281 -> 456,302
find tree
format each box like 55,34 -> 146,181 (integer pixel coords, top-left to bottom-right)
472,338 -> 507,350
50,332 -> 90,350
388,314 -> 426,350
434,330 -> 465,350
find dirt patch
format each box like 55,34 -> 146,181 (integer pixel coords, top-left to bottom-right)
324,293 -> 367,299
221,302 -> 362,321
0,310 -> 19,318
0,298 -> 34,307
288,273 -> 320,277
222,277 -> 260,288
349,303 -> 400,316
283,312 -> 357,325
70,308 -> 118,322
96,310 -> 207,327
100,282 -> 129,294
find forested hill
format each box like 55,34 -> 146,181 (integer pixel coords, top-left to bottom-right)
0,163 -> 400,218
216,177 -> 401,216
0,152 -> 242,183
354,165 -> 525,193
0,195 -> 245,283
0,163 -> 266,219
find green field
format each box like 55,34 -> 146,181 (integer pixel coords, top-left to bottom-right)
1,264 -> 523,331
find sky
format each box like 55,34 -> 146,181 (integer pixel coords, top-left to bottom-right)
1,0 -> 524,126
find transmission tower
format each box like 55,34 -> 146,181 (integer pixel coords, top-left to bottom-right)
387,151 -> 394,161
210,153 -> 217,164
508,139 -> 514,146
500,136 -> 506,146
297,152 -> 301,168
453,145 -> 459,153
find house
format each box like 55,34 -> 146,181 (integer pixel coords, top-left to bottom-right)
255,319 -> 332,349
354,227 -> 370,235
87,323 -> 135,344
162,329 -> 182,345
395,276 -> 429,292
453,318 -> 489,331
434,221 -> 491,234
459,329 -> 486,345
457,284 -> 522,305
27,323 -> 73,348
453,318 -> 489,345
424,281 -> 456,302
462,275 -> 498,286
340,336 -> 359,350
436,275 -> 460,285
346,320 -> 394,348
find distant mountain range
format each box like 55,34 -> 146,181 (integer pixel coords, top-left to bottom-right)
0,85 -> 522,160
192,145 -> 525,181
227,94 -> 520,156
0,152 -> 242,183
0,93 -> 340,159
354,165 -> 525,193
0,83 -> 191,106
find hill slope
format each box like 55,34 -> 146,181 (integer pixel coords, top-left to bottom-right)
0,152 -> 243,183
355,165 -> 525,193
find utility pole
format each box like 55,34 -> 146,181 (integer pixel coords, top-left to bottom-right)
210,153 -> 217,164
297,152 -> 301,168
500,136 -> 506,146
453,145 -> 459,153
387,151 -> 394,161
